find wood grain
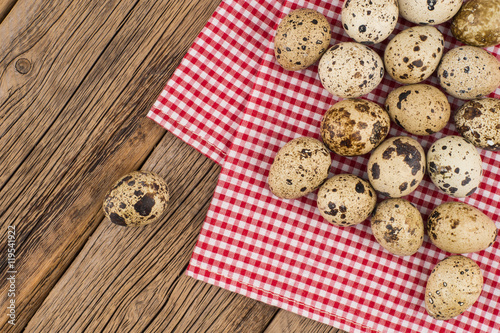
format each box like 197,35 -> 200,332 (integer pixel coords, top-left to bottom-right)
26,132 -> 279,333
2,0 -> 349,332
0,0 -> 16,23
264,310 -> 344,333
0,0 -> 221,331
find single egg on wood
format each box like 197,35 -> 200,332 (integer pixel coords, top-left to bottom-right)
103,171 -> 169,227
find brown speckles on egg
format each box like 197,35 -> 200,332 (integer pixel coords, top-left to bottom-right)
437,46 -> 500,99
317,174 -> 376,227
341,0 -> 399,45
451,0 -> 500,47
367,136 -> 425,197
274,8 -> 331,71
384,26 -> 444,84
426,202 -> 497,254
268,137 -> 331,199
320,99 -> 390,156
399,0 -> 462,25
425,255 -> 483,320
371,198 -> 424,256
427,136 -> 482,198
318,42 -> 384,98
103,171 -> 169,227
385,84 -> 450,136
455,98 -> 500,151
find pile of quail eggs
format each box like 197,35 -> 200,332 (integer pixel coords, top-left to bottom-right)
269,0 -> 500,321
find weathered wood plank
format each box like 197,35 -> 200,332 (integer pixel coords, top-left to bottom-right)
264,310 -> 345,333
26,132 -> 279,333
0,0 -> 16,23
0,0 -> 221,331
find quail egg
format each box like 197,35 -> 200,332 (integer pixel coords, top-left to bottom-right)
385,84 -> 450,135
427,136 -> 483,198
318,42 -> 384,98
320,98 -> 390,156
341,0 -> 399,45
317,174 -> 376,227
367,136 -> 426,197
384,25 -> 444,84
371,198 -> 424,256
274,8 -> 331,71
268,137 -> 332,199
425,255 -> 483,320
103,171 -> 169,227
437,46 -> 500,100
454,98 -> 500,151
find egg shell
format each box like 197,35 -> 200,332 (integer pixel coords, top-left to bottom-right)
437,46 -> 500,100
320,99 -> 390,156
318,42 -> 384,98
385,84 -> 450,135
398,0 -> 462,25
451,0 -> 500,48
384,25 -> 444,84
367,136 -> 426,197
371,198 -> 424,256
425,255 -> 483,320
268,137 -> 332,199
427,136 -> 482,198
317,174 -> 376,227
341,0 -> 399,45
454,98 -> 500,151
427,202 -> 497,254
103,171 -> 169,227
274,8 -> 331,71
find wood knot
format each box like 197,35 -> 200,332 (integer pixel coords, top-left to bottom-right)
15,58 -> 31,74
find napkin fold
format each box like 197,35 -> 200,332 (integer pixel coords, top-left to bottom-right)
148,1 -> 500,332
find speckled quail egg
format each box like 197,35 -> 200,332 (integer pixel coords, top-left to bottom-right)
451,0 -> 500,48
317,174 -> 376,227
268,137 -> 331,199
425,255 -> 483,320
367,136 -> 426,197
398,0 -> 462,25
455,98 -> 500,151
320,99 -> 390,156
385,84 -> 450,135
341,0 -> 399,45
427,136 -> 482,198
318,42 -> 384,98
384,26 -> 444,84
103,171 -> 169,227
274,8 -> 331,71
370,198 -> 424,256
437,46 -> 500,100
427,202 -> 497,254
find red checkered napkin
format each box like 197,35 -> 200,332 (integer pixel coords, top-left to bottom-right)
149,0 -> 500,332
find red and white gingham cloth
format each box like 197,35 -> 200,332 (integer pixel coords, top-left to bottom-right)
148,0 -> 500,332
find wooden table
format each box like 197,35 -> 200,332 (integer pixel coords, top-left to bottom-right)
0,1 -> 346,332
